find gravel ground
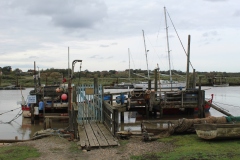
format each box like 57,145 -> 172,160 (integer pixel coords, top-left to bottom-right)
11,136 -> 175,160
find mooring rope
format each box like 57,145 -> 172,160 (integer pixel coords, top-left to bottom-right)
0,107 -> 22,124
0,107 -> 21,115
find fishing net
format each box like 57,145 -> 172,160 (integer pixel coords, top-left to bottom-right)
142,116 -> 228,141
225,116 -> 240,122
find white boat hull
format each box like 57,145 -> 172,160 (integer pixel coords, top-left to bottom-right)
133,81 -> 186,90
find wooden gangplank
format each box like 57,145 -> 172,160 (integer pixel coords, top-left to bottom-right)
78,122 -> 118,150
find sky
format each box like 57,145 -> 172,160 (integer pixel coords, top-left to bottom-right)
0,0 -> 240,73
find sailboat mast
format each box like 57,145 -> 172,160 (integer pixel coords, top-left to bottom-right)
128,48 -> 130,81
164,7 -> 172,88
142,30 -> 150,79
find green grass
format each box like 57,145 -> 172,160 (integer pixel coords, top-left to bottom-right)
131,134 -> 240,160
0,145 -> 40,160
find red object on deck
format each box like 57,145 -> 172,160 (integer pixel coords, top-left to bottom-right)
22,105 -> 30,111
194,94 -> 214,112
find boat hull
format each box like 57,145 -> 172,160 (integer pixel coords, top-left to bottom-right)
194,123 -> 240,140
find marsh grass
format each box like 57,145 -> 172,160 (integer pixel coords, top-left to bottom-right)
0,145 -> 40,160
131,134 -> 240,160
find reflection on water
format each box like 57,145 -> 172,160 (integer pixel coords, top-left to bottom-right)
0,88 -> 69,140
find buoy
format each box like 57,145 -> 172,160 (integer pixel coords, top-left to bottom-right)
61,94 -> 67,100
56,88 -> 60,93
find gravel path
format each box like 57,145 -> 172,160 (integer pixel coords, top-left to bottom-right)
12,136 -> 175,160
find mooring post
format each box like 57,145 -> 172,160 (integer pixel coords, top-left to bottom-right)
94,78 -> 98,95
72,86 -> 78,138
31,104 -> 34,124
154,69 -> 157,93
120,112 -> 124,123
186,35 -> 191,90
198,77 -> 205,118
112,108 -> 119,136
68,78 -> 73,130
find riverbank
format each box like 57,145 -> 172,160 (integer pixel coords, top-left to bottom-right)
1,134 -> 240,160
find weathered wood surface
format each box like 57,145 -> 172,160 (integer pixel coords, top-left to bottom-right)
78,122 -> 118,150
194,123 -> 240,140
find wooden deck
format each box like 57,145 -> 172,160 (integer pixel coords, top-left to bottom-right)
78,122 -> 118,150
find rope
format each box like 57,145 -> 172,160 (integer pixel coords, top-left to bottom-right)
212,101 -> 240,109
0,109 -> 22,124
0,107 -> 22,115
166,9 -> 194,70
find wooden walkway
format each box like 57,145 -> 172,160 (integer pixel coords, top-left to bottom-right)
78,122 -> 118,150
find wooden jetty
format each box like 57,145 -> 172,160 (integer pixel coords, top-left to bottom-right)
78,122 -> 118,150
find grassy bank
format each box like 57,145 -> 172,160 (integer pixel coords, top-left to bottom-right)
1,134 -> 240,160
131,134 -> 240,160
0,145 -> 40,160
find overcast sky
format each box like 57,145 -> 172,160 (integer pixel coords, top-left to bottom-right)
0,0 -> 240,73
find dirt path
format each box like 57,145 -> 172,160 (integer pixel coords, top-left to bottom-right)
11,136 -> 174,160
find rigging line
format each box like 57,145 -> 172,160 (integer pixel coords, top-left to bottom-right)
145,35 -> 163,69
212,101 -> 240,108
0,107 -> 22,115
166,9 -> 194,70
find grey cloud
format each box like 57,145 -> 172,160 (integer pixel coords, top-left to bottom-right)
29,56 -> 39,59
233,10 -> 240,17
100,45 -> 109,47
202,31 -> 218,37
107,56 -> 113,59
22,0 -> 108,29
203,0 -> 227,2
89,55 -> 103,59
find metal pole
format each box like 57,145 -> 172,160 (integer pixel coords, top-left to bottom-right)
142,30 -> 150,79
164,7 -> 172,90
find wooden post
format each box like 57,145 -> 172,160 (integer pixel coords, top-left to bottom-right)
68,79 -> 73,130
31,104 -> 34,124
192,69 -> 196,89
197,77 -> 205,118
94,78 -> 98,94
154,69 -> 157,92
148,79 -> 151,90
121,112 -> 124,123
113,108 -> 119,136
186,35 -> 191,90
72,86 -> 77,138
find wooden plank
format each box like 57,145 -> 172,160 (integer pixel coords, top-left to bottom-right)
90,122 -> 109,146
44,116 -> 69,119
97,123 -> 118,146
85,124 -> 99,147
78,125 -> 90,148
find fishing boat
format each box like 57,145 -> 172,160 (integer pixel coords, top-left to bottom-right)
194,123 -> 240,140
21,84 -> 69,118
133,80 -> 186,90
194,116 -> 240,140
212,76 -> 229,87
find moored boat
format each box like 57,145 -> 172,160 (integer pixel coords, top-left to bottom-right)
194,116 -> 240,139
21,84 -> 69,118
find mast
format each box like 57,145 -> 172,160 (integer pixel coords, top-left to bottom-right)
68,47 -> 70,78
164,7 -> 172,90
128,48 -> 130,81
142,30 -> 150,79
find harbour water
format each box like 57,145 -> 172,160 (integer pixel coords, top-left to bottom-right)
0,86 -> 240,140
